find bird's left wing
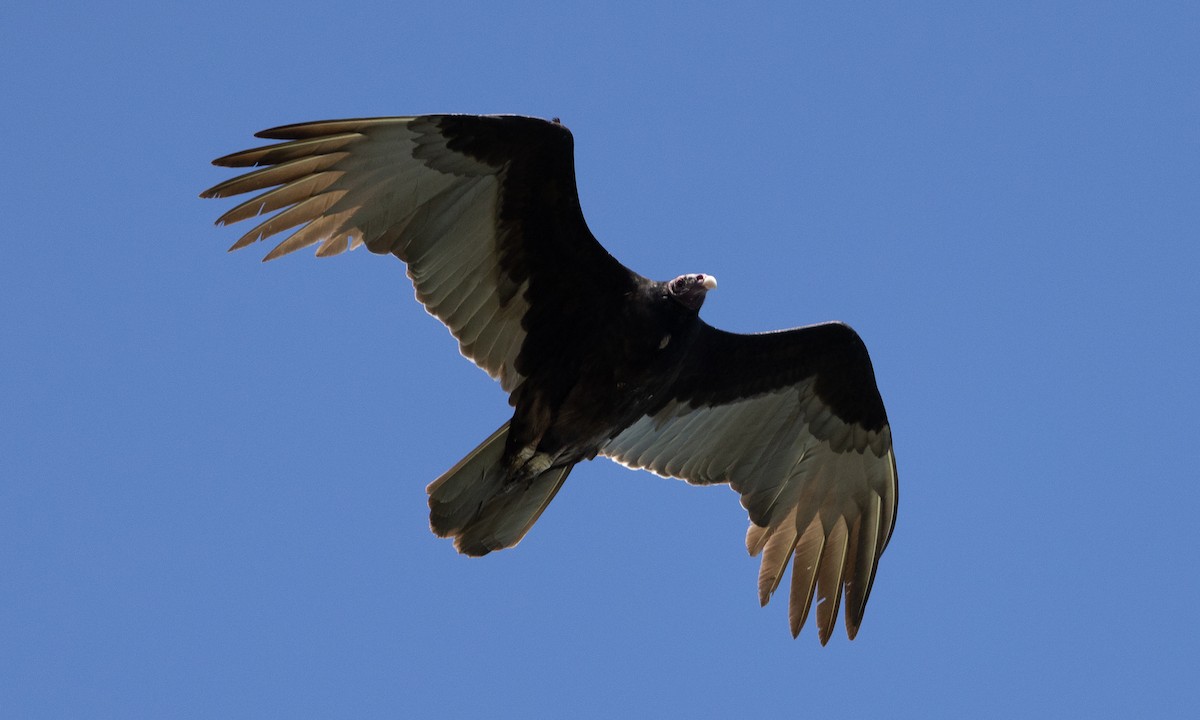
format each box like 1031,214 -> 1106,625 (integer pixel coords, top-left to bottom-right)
600,321 -> 897,643
201,115 -> 637,394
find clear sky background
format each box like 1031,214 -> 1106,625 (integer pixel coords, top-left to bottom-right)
3,2 -> 1198,717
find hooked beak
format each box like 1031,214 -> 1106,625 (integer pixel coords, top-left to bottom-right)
701,274 -> 718,290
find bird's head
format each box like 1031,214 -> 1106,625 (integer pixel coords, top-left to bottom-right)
667,273 -> 718,311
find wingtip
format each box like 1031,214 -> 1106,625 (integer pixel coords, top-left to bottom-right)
199,180 -> 229,199
261,244 -> 289,262
254,125 -> 293,140
225,235 -> 257,254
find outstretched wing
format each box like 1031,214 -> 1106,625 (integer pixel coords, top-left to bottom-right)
202,115 -> 638,393
601,321 -> 896,644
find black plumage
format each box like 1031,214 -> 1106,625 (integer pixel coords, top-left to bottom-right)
202,114 -> 897,643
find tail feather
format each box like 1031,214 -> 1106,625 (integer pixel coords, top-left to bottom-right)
426,421 -> 573,556
427,422 -> 511,536
455,464 -> 572,556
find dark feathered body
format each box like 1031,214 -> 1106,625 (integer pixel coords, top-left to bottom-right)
511,277 -> 705,470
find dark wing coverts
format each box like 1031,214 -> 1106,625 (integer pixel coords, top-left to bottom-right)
603,321 -> 896,643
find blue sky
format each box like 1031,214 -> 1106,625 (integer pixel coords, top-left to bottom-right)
3,1 -> 1198,717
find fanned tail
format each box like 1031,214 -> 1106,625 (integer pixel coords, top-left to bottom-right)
426,422 -> 572,556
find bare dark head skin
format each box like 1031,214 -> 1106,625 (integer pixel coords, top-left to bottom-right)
667,273 -> 718,311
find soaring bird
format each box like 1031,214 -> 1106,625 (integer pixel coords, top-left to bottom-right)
202,114 -> 897,644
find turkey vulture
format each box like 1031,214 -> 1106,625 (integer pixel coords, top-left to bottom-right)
201,114 -> 897,644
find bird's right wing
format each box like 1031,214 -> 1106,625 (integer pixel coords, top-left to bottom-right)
202,115 -> 638,393
601,321 -> 896,643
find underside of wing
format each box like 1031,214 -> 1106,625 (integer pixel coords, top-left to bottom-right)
601,321 -> 897,643
202,115 -> 637,393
